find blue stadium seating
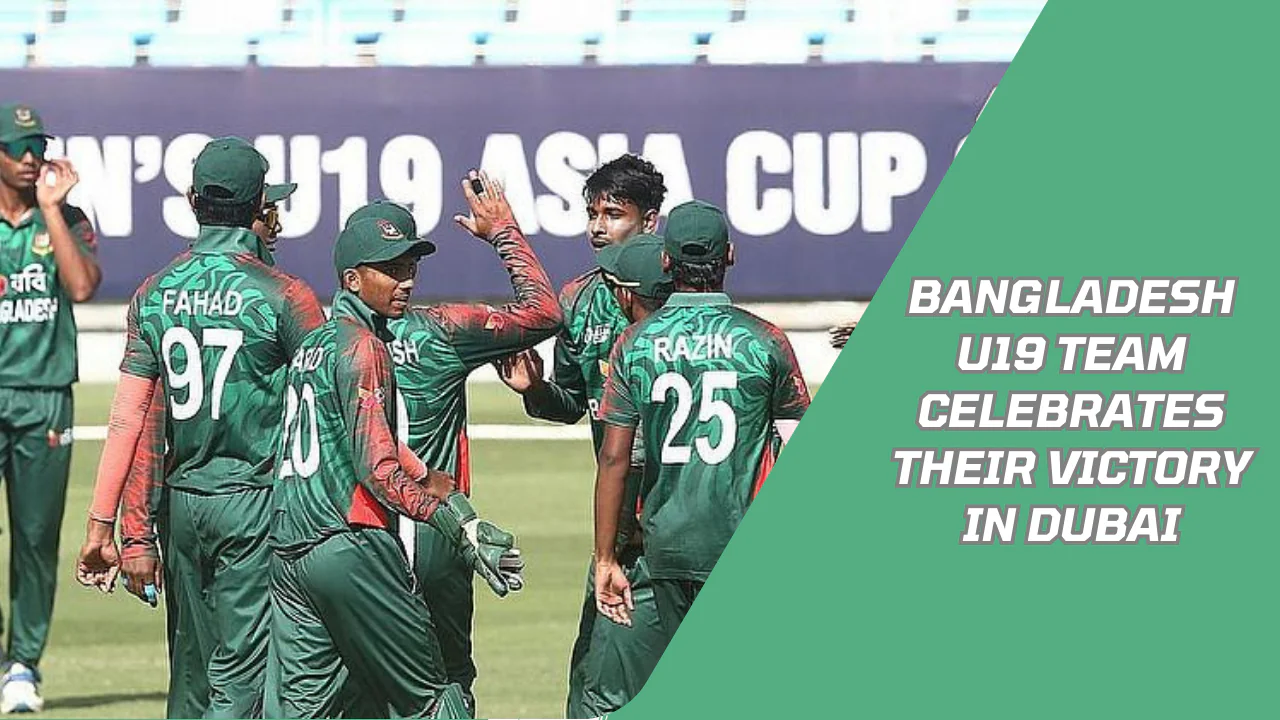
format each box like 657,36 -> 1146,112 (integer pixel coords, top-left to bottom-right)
11,0 -> 1040,67
38,27 -> 136,67
596,23 -> 700,65
376,26 -> 478,67
707,23 -> 812,65
0,34 -> 26,68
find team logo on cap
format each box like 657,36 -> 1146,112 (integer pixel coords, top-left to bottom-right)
13,107 -> 35,128
31,233 -> 52,256
376,219 -> 404,241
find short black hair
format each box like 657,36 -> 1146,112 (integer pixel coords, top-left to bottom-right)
583,154 -> 666,216
636,292 -> 668,313
672,259 -> 727,292
192,186 -> 259,229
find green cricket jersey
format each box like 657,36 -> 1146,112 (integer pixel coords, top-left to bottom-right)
600,293 -> 811,582
389,224 -> 560,494
523,269 -> 628,452
271,291 -> 444,559
0,204 -> 96,388
120,226 -> 325,495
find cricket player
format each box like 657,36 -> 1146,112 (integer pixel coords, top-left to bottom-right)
493,154 -> 670,717
91,137 -> 325,718
0,103 -> 100,713
344,178 -> 561,712
593,201 -> 811,664
270,201 -> 523,718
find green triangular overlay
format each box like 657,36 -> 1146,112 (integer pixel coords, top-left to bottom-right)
615,1 -> 1278,717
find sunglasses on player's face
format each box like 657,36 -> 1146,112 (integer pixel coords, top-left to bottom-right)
0,137 -> 47,161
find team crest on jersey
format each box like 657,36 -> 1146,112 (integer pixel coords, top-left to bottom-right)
376,219 -> 404,241
46,428 -> 73,448
31,233 -> 52,256
358,385 -> 386,409
13,106 -> 35,128
598,359 -> 611,378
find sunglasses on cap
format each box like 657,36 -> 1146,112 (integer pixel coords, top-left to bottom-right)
1,137 -> 47,161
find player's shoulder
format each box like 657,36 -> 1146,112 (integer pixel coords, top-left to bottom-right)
131,251 -> 194,300
726,305 -> 789,342
335,317 -> 391,364
559,268 -> 604,314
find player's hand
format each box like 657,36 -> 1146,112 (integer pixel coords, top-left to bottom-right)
422,469 -> 456,501
76,518 -> 120,594
595,558 -> 633,627
453,170 -> 516,243
36,158 -> 79,210
493,349 -> 545,394
828,321 -> 857,349
121,551 -> 163,608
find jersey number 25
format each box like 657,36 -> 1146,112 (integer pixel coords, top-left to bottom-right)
650,371 -> 738,465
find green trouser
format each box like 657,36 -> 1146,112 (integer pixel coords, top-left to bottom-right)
411,522 -> 476,713
652,578 -> 703,644
161,486 -> 272,719
565,547 -> 668,718
270,527 -> 455,719
0,387 -> 72,670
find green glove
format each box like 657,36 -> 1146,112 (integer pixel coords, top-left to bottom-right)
428,493 -> 525,597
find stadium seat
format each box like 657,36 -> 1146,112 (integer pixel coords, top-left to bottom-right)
0,34 -> 27,68
852,0 -> 957,36
518,0 -> 617,36
256,31 -> 358,66
376,25 -> 477,66
596,23 -> 700,65
930,20 -> 1031,61
744,0 -> 849,35
626,0 -> 730,35
821,27 -> 923,62
401,0 -> 508,34
62,0 -> 169,37
325,0 -> 396,39
483,27 -> 587,66
707,23 -> 810,65
962,0 -> 1046,23
177,0 -> 282,38
145,30 -> 251,66
37,27 -> 137,67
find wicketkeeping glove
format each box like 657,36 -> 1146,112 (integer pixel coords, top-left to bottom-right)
428,492 -> 525,597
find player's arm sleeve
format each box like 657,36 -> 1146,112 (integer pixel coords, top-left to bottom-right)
119,290 -> 161,380
523,335 -> 590,424
88,373 -> 159,523
770,329 -> 812,423
278,277 -> 327,357
432,222 -> 563,369
60,204 -> 99,257
598,336 -> 639,429
119,381 -> 168,559
339,338 -> 443,523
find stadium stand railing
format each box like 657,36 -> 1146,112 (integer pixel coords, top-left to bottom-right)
3,0 -> 1041,68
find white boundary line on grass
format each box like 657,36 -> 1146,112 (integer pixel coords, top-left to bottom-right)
72,424 -> 592,443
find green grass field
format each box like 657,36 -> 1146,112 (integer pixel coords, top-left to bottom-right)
4,383 -> 596,719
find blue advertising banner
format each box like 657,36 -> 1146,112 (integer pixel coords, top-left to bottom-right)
7,64 -> 1004,301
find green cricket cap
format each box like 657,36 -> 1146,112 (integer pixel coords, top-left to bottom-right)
598,233 -> 673,299
0,104 -> 52,143
663,200 -> 730,262
345,199 -> 436,254
334,217 -> 437,277
192,136 -> 296,205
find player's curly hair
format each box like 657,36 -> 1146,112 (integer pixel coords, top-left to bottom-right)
583,154 -> 666,215
672,259 -> 727,292
192,186 -> 259,229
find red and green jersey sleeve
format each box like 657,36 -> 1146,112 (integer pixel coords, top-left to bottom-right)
599,296 -> 811,582
272,296 -> 444,558
523,270 -> 628,452
390,222 -> 561,493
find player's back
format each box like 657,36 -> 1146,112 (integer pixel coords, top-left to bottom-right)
123,231 -> 322,494
602,292 -> 810,581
